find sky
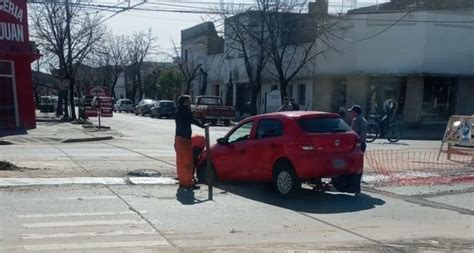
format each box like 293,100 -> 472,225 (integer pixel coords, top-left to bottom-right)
99,0 -> 389,61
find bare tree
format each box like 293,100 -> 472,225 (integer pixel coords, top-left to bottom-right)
93,34 -> 128,98
30,0 -> 106,119
171,40 -> 201,95
217,0 -> 270,115
264,0 -> 336,98
127,29 -> 156,103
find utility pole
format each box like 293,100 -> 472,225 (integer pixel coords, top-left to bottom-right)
65,0 -> 75,119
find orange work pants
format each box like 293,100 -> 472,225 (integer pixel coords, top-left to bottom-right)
175,137 -> 194,187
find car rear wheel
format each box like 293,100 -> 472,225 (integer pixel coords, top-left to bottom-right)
223,120 -> 231,126
197,162 -> 217,185
332,174 -> 361,193
273,162 -> 301,195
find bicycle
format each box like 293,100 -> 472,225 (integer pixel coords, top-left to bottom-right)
366,114 -> 403,143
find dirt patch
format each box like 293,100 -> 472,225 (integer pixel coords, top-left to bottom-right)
0,161 -> 19,171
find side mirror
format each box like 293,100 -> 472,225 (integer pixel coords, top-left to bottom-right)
217,137 -> 228,145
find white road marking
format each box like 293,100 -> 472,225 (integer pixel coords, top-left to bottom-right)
23,241 -> 169,251
21,229 -> 158,239
22,219 -> 146,228
0,177 -> 126,186
17,211 -> 148,218
0,177 -> 177,187
128,177 -> 177,185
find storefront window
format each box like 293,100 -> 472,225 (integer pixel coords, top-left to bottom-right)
422,77 -> 457,121
366,77 -> 407,117
0,61 -> 17,128
331,78 -> 347,113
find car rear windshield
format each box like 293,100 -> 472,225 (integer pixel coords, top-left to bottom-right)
199,97 -> 221,105
299,117 -> 352,133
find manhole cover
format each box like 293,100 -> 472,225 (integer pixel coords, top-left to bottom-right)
127,169 -> 162,177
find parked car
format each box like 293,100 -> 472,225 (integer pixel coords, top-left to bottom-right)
135,99 -> 155,116
150,100 -> 177,119
196,111 -> 364,195
114,99 -> 133,113
39,96 -> 55,113
191,96 -> 235,126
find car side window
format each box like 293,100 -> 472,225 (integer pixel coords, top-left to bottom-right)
228,121 -> 254,144
256,119 -> 283,139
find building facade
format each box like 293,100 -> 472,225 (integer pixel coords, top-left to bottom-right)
181,1 -> 474,126
0,0 -> 40,130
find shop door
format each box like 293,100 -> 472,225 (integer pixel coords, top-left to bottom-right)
0,61 -> 18,128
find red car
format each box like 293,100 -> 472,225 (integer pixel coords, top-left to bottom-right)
196,111 -> 364,195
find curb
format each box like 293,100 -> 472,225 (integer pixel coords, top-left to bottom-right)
62,136 -> 114,143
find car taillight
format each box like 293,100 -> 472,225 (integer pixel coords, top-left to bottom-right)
354,137 -> 361,150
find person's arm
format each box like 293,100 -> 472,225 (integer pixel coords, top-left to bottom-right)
191,117 -> 205,128
352,118 -> 361,136
188,110 -> 204,128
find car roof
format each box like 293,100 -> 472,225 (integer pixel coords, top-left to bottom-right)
245,111 -> 339,121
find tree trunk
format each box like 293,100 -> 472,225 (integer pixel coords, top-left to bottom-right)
280,80 -> 289,98
63,91 -> 69,119
185,80 -> 191,95
69,79 -> 76,119
250,87 -> 259,116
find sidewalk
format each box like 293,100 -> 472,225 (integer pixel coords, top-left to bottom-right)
0,113 -> 120,145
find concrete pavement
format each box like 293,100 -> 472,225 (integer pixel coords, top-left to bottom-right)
1,183 -> 472,252
1,112 -> 473,252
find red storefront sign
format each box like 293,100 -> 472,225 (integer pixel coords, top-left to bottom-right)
84,107 -> 97,118
85,86 -> 111,97
0,0 -> 29,52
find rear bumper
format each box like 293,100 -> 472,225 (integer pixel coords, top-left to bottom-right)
292,149 -> 364,180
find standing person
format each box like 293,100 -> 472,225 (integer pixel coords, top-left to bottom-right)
278,97 -> 293,112
290,98 -> 299,111
348,105 -> 368,193
175,95 -> 204,190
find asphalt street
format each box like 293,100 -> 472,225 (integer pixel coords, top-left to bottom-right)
0,112 -> 473,252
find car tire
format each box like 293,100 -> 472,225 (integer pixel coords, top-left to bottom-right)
273,161 -> 301,195
197,162 -> 217,185
135,111 -> 138,115
223,120 -> 231,126
332,174 -> 361,193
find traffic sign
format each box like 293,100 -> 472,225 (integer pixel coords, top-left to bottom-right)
97,97 -> 113,118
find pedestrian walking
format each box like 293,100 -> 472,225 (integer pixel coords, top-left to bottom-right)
290,98 -> 299,111
348,104 -> 368,193
175,95 -> 204,190
278,97 -> 293,112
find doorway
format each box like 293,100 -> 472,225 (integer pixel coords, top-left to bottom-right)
0,60 -> 19,128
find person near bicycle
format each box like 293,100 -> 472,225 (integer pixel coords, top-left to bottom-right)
382,96 -> 398,129
348,104 -> 367,193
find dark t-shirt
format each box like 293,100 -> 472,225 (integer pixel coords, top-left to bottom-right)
175,106 -> 204,139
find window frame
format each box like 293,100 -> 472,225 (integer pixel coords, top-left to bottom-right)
226,120 -> 254,144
